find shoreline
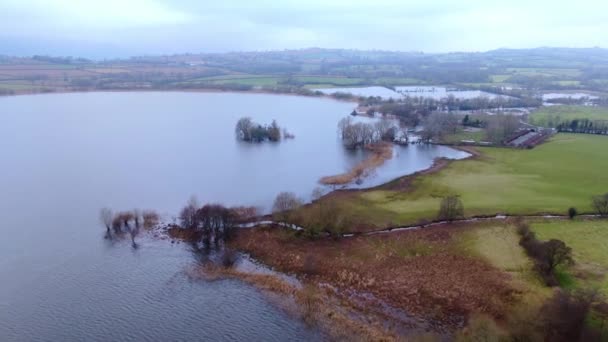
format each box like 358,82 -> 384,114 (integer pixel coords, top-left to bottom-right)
319,142 -> 394,186
0,86 -> 361,104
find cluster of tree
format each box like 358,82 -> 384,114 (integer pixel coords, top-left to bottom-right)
99,208 -> 160,247
419,112 -> 460,142
516,219 -> 573,286
462,114 -> 483,128
485,114 -> 521,144
539,289 -> 606,342
555,119 -> 608,135
235,117 -> 284,142
337,117 -> 400,149
178,197 -> 246,245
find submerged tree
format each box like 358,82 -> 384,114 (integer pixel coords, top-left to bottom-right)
99,208 -> 158,248
142,210 -> 160,228
179,196 -> 199,229
100,208 -> 113,233
235,117 -> 284,142
235,117 -> 254,141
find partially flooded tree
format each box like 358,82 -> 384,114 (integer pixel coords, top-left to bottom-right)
195,204 -> 238,245
132,209 -> 141,229
268,119 -> 281,141
438,195 -> 464,222
272,191 -> 303,225
142,210 -> 160,228
235,117 -> 284,142
592,193 -> 608,216
235,117 -> 254,141
179,196 -> 199,229
100,208 -> 113,233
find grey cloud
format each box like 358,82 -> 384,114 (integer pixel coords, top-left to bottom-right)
0,0 -> 606,57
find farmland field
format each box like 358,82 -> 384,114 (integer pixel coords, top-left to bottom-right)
315,134 -> 608,230
533,219 -> 608,293
530,105 -> 608,127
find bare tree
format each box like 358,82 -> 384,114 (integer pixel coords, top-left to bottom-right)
100,208 -> 113,233
272,192 -> 303,225
142,210 -> 160,228
592,193 -> 608,216
421,112 -> 459,142
179,196 -> 199,229
438,195 -> 464,222
486,114 -> 520,144
132,209 -> 141,229
195,204 -> 238,245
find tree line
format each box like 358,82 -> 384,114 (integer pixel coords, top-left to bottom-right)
555,119 -> 608,135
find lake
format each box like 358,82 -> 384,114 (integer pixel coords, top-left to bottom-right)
0,91 -> 468,341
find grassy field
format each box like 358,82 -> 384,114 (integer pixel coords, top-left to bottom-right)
440,128 -> 487,144
190,74 -> 367,88
490,74 -> 510,83
506,67 -> 582,78
529,106 -> 608,127
318,134 -> 608,230
533,219 -> 608,293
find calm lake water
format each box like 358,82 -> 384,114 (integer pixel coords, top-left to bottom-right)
0,92 -> 467,341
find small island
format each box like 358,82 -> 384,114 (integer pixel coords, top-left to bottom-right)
235,117 -> 294,142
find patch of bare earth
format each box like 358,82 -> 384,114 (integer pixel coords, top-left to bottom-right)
230,225 -> 519,336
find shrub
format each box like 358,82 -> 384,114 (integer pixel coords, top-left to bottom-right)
515,219 -> 573,286
592,193 -> 608,216
541,289 -> 597,342
568,207 -> 578,219
438,195 -> 464,222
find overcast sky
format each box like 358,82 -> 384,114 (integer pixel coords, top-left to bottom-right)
1,0 -> 606,58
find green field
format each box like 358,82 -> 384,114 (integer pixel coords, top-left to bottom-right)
533,220 -> 608,292
490,74 -> 510,83
440,128 -> 487,144
324,134 -> 608,228
530,106 -> 608,127
506,67 -> 582,78
190,74 -> 367,88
